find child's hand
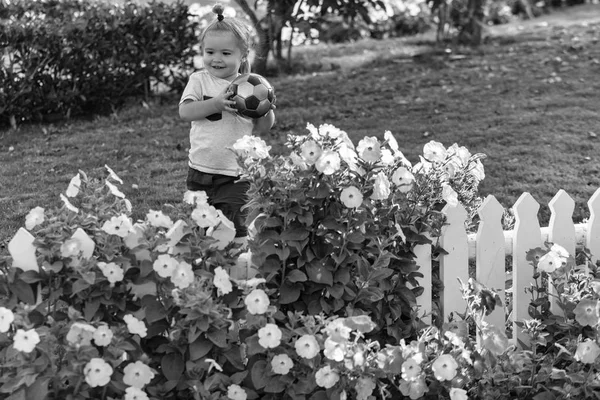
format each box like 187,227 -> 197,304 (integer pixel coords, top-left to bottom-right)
215,88 -> 237,113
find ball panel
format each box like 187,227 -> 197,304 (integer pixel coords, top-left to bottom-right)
245,96 -> 261,110
246,74 -> 262,86
237,82 -> 255,98
252,84 -> 269,100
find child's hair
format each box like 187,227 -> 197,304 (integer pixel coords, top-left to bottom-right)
199,4 -> 253,74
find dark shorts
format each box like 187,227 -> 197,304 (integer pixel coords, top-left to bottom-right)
186,168 -> 250,237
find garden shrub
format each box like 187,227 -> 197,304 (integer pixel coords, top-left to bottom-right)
2,126 -> 599,399
0,0 -> 198,127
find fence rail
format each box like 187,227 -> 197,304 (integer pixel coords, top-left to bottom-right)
416,188 -> 600,346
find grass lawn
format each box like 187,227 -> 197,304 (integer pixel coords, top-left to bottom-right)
1,4 -> 600,247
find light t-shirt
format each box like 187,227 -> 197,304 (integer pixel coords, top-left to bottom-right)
180,69 -> 253,176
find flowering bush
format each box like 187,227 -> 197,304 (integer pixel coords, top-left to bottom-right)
4,124 -> 598,400
233,124 -> 485,345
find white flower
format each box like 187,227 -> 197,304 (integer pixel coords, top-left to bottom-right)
340,186 -> 363,208
356,377 -> 376,400
0,307 -> 14,333
258,323 -> 282,349
101,214 -> 133,238
370,172 -> 391,200
106,180 -> 126,198
183,190 -> 209,206
191,204 -> 220,228
25,206 -> 45,230
208,210 -> 236,249
315,365 -> 340,389
60,238 -> 83,259
337,143 -> 359,171
323,318 -> 351,342
93,324 -> 113,347
123,361 -> 155,388
97,262 -> 124,284
315,150 -> 341,175
295,334 -> 320,359
232,135 -> 271,159
319,123 -> 345,140
13,329 -> 40,353
227,384 -> 247,400
124,387 -> 149,400
66,322 -> 96,347
171,261 -> 194,289
66,173 -> 81,197
357,136 -> 381,162
574,339 -> 600,364
391,167 -> 414,193
271,353 -> 294,375
205,358 -> 223,373
213,266 -> 233,295
442,184 -> 459,207
423,140 -> 447,163
60,193 -> 79,213
123,314 -> 147,338
401,358 -> 422,380
306,122 -> 320,138
470,159 -> 485,181
84,358 -> 113,387
300,140 -> 322,165
146,210 -> 173,229
290,152 -> 308,170
550,243 -> 570,259
105,165 -> 124,184
537,252 -> 563,273
447,144 -> 471,166
449,388 -> 469,400
324,337 -> 346,361
380,149 -> 395,165
153,254 -> 179,278
384,130 -> 399,153
431,354 -> 459,381
244,289 -> 270,315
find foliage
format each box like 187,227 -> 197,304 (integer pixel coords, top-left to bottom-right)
1,128 -> 600,399
234,124 -> 485,346
0,0 -> 198,127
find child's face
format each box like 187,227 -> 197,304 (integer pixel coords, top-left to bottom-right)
202,31 -> 244,81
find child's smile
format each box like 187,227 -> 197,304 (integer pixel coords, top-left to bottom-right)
202,31 -> 244,81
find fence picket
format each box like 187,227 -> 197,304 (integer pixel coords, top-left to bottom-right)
440,203 -> 469,323
512,193 -> 542,347
476,195 -> 506,331
587,188 -> 600,266
548,190 -> 576,312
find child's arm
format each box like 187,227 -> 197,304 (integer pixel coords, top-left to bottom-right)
179,88 -> 236,122
252,109 -> 275,135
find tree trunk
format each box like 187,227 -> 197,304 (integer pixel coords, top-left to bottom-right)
464,0 -> 485,46
233,0 -> 271,76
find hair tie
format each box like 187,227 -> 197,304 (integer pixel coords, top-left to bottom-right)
217,14 -> 224,21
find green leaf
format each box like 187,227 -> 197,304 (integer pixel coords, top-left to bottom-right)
189,338 -> 213,361
207,328 -> 228,348
141,295 -> 166,324
369,267 -> 394,282
229,371 -> 248,385
264,376 -> 288,393
161,353 -> 184,382
18,271 -> 42,284
279,282 -> 301,304
280,227 -> 310,241
356,287 -> 384,303
309,391 -> 329,400
371,253 -> 392,270
84,299 -> 101,321
25,376 -> 49,400
251,360 -> 268,389
71,279 -> 90,295
80,271 -> 96,285
245,335 -> 265,356
12,280 -> 35,305
346,231 -> 365,243
286,269 -> 307,283
306,264 -> 333,286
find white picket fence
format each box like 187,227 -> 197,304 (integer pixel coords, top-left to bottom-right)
415,188 -> 600,346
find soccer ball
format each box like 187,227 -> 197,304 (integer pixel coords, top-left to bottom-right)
228,73 -> 275,119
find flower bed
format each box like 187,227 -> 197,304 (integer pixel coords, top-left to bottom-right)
1,125 -> 599,399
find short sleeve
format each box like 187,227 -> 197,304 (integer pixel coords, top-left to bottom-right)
179,72 -> 204,105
